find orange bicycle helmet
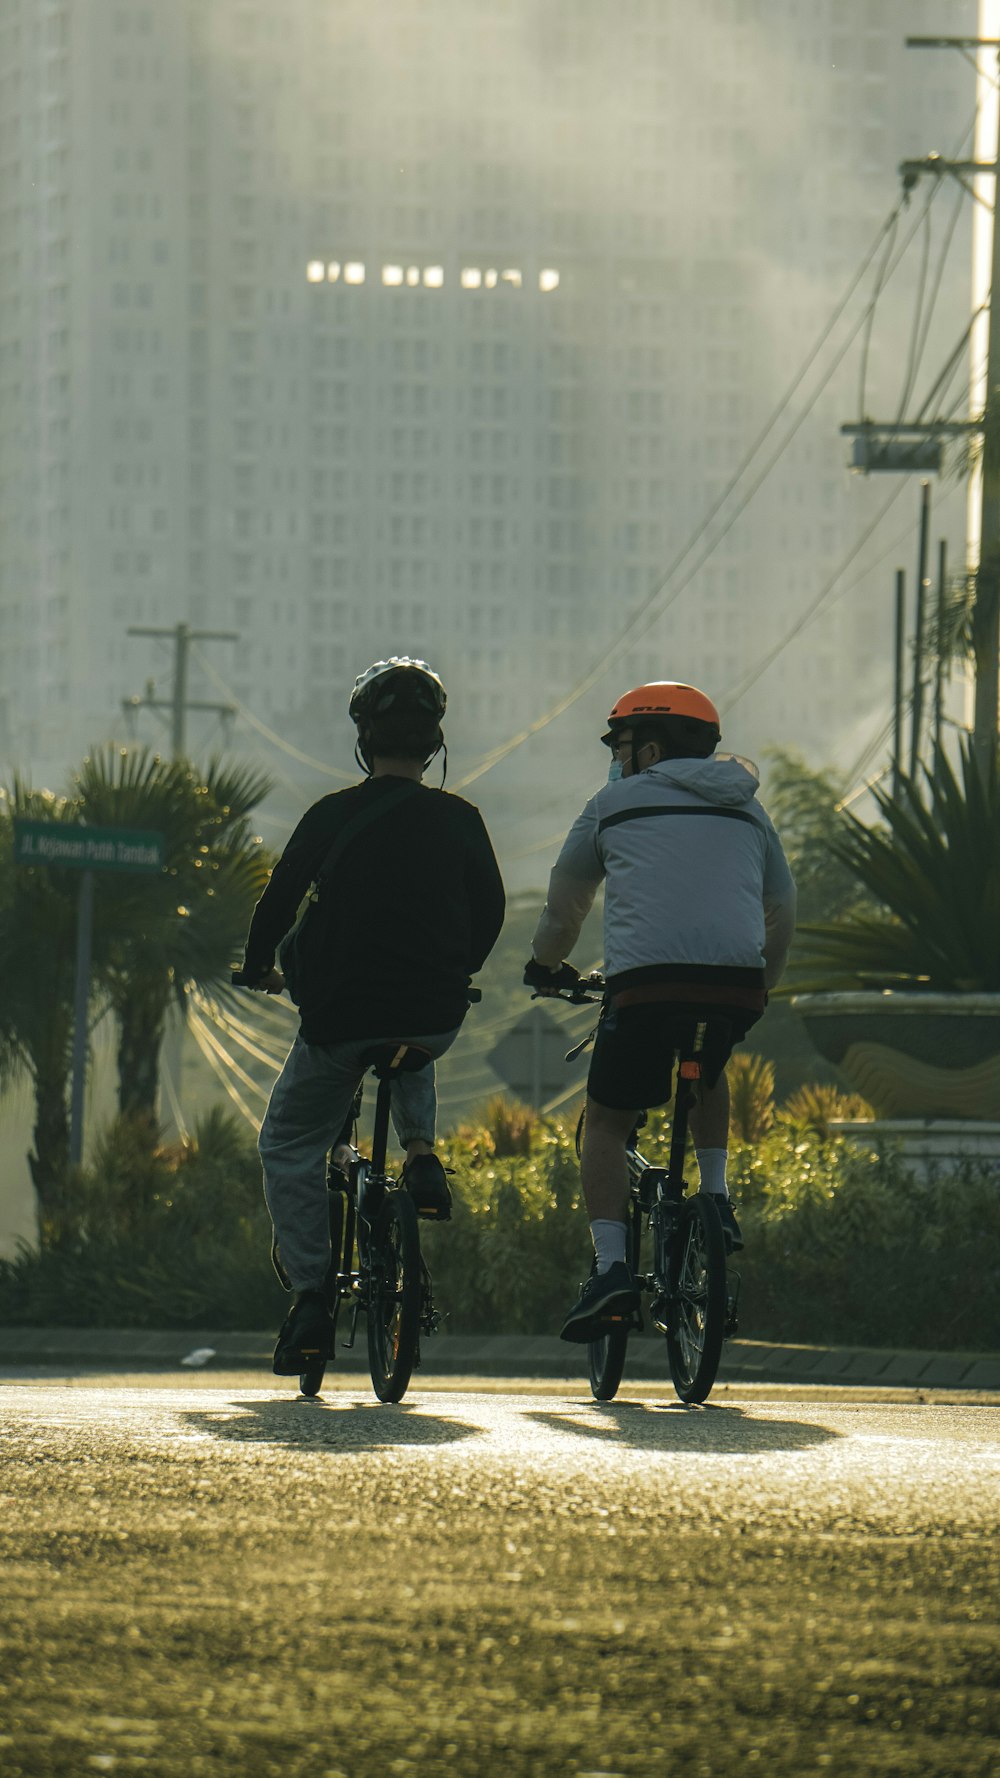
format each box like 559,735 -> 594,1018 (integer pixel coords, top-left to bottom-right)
597,675 -> 715,739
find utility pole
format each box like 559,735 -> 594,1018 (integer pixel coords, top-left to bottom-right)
123,621 -> 239,1140
909,480 -> 932,779
839,33 -> 1000,770
898,33 -> 1000,764
124,622 -> 238,759
893,568 -> 906,801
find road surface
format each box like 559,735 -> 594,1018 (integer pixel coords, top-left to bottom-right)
1,1376 -> 998,1776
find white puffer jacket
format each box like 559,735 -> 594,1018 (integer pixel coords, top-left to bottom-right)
532,755 -> 796,988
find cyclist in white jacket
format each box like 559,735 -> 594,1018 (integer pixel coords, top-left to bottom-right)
525,682 -> 796,1340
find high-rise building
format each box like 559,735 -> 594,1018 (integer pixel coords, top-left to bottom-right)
0,0 -> 977,874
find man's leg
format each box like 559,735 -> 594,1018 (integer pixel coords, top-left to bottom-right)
560,1095 -> 642,1342
687,1065 -> 742,1249
580,1095 -> 638,1224
387,1028 -> 461,1216
258,1036 -> 364,1292
688,1067 -> 730,1151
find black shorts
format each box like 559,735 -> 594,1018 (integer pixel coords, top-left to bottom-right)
587,1000 -> 760,1113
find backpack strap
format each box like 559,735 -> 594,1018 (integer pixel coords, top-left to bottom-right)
312,779 -> 422,887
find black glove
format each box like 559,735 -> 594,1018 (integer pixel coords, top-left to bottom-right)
523,958 -> 581,991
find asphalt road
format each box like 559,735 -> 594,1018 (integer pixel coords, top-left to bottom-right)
1,1377 -> 998,1778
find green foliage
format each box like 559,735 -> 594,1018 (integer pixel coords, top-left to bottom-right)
422,1116 -> 590,1335
762,749 -> 868,925
729,1127 -> 1000,1349
74,746 -> 275,1114
777,1082 -> 874,1138
790,738 -> 1000,991
0,1110 -> 284,1330
727,1052 -> 775,1143
0,782 -> 91,1218
4,1099 -> 998,1351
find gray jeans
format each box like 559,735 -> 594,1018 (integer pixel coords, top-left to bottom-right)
258,1028 -> 460,1292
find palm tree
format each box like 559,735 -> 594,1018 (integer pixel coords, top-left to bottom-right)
0,782 -> 94,1232
73,746 -> 274,1118
787,739 -> 1000,993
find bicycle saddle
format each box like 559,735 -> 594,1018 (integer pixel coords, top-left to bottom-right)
358,1041 -> 436,1077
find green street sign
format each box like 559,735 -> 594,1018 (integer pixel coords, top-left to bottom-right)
13,820 -> 165,874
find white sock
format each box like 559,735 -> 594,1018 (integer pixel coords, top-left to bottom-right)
591,1219 -> 628,1274
696,1148 -> 729,1197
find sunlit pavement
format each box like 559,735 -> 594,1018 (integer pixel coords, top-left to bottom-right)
1,1379 -> 998,1777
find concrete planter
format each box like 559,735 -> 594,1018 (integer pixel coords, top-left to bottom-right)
791,991 -> 1000,1122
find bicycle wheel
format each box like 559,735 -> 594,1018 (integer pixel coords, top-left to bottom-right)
587,1204 -> 641,1401
299,1357 -> 326,1398
664,1194 -> 727,1404
367,1188 -> 421,1403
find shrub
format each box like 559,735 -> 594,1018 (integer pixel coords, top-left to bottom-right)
727,1052 -> 775,1142
777,1082 -> 874,1139
0,1110 -> 285,1329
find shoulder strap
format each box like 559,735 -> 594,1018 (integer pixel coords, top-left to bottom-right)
314,779 -> 421,884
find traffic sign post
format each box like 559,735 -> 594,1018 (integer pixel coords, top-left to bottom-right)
14,821 -> 165,1166
488,1005 -> 583,1109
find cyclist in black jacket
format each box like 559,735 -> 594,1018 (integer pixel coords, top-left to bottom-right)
239,657 -> 505,1374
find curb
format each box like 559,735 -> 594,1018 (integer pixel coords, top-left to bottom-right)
1,1328 -> 998,1390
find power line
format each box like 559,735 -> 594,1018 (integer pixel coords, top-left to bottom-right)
898,185 -> 968,420
721,405 -> 970,717
453,181 -> 953,793
192,646 -> 356,782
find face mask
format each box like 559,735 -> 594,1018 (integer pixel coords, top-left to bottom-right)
607,759 -> 623,783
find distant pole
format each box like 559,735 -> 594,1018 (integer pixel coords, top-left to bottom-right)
973,33 -> 1000,763
909,480 -> 931,779
69,872 -> 95,1168
171,622 -> 191,756
532,1015 -> 542,1110
893,569 -> 906,801
934,538 -> 948,756
125,623 -> 238,760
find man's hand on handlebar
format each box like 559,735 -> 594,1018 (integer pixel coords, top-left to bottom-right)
523,957 -> 581,997
231,966 -> 286,994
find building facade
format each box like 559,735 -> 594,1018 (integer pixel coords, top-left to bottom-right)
0,0 -> 977,868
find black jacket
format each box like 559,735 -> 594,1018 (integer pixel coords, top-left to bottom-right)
242,775 -> 505,1043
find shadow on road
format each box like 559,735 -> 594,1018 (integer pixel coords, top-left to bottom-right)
526,1400 -> 840,1455
179,1395 -> 481,1451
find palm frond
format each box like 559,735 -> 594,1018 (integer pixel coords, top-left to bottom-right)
788,738 -> 1000,991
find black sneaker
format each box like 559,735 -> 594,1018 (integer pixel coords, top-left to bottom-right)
272,1289 -> 330,1376
560,1261 -> 640,1344
403,1153 -> 452,1220
709,1194 -> 744,1253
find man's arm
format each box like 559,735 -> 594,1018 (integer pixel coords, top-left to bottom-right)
761,830 -> 797,988
464,810 -> 506,973
530,798 -> 604,969
531,866 -> 600,968
241,800 -> 336,982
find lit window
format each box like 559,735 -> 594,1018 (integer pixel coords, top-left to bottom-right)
382,264 -> 404,286
484,269 -> 498,289
423,266 -> 444,287
461,267 -> 482,289
306,260 -> 325,283
406,266 -> 420,286
540,269 -> 560,292
500,269 -> 522,288
344,262 -> 365,284
327,262 -> 340,282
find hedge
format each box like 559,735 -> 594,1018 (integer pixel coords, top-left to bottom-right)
1,1106 -> 997,1351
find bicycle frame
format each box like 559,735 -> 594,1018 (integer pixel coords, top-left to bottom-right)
548,974 -> 739,1400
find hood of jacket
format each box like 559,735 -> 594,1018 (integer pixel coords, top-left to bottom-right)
643,752 -> 761,807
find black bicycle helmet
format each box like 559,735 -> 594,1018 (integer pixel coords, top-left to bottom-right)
349,657 -> 447,774
349,656 -> 447,725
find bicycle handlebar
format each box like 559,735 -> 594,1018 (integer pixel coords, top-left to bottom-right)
531,971 -> 606,1005
231,970 -> 484,1004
